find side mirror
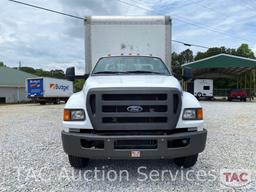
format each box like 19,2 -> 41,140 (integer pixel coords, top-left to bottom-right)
66,67 -> 75,81
182,67 -> 192,81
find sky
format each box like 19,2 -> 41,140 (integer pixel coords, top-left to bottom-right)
0,0 -> 255,74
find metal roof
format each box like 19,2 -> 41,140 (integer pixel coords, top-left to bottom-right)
0,66 -> 37,87
182,53 -> 256,78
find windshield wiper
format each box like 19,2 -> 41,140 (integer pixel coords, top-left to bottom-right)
93,71 -> 165,75
93,71 -> 127,74
126,70 -> 163,75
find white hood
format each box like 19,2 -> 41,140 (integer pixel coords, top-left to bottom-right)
84,75 -> 182,91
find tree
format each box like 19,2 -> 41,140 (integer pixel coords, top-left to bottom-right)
171,52 -> 181,79
195,47 -> 226,60
171,49 -> 193,80
0,61 -> 5,67
194,44 -> 255,60
50,69 -> 65,79
236,44 -> 255,58
179,49 -> 193,64
19,67 -> 36,74
74,79 -> 85,92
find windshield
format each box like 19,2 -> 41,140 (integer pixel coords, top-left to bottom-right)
92,56 -> 170,75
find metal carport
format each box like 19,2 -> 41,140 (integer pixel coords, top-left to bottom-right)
181,53 -> 256,99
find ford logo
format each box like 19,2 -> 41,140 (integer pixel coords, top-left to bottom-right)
127,105 -> 143,113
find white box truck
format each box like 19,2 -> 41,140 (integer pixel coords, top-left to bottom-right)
61,16 -> 207,168
26,77 -> 73,104
194,79 -> 213,99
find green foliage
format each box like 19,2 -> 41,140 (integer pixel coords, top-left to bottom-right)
194,44 -> 255,60
0,61 -> 5,67
236,44 -> 255,58
172,49 -> 193,80
214,78 -> 236,89
19,67 -> 36,74
16,67 -> 65,79
74,79 -> 85,92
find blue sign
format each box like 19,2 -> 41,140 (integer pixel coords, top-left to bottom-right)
27,79 -> 44,97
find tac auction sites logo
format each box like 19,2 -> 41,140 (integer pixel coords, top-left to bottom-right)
220,169 -> 252,190
1,166 -> 254,191
49,83 -> 69,91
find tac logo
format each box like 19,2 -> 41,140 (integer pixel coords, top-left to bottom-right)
49,83 -> 69,91
220,169 -> 252,189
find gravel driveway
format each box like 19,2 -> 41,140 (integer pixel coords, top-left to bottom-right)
0,102 -> 255,191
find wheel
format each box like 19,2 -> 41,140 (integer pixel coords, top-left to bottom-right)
227,98 -> 232,101
197,92 -> 202,98
244,98 -> 247,102
39,101 -> 46,105
68,155 -> 89,168
174,154 -> 198,168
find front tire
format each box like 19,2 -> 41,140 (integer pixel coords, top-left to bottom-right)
39,101 -> 46,105
68,155 -> 89,168
174,154 -> 198,168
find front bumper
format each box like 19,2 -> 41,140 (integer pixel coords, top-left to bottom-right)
61,129 -> 207,159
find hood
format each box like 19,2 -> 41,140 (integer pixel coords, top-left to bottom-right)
84,75 -> 182,91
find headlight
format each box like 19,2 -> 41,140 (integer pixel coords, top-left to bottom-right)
182,108 -> 203,120
64,109 -> 85,121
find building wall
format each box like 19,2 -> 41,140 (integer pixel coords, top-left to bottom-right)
0,87 -> 29,103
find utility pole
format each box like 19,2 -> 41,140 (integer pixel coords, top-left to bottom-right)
18,61 -> 21,70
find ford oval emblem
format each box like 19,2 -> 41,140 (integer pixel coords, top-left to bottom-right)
127,105 -> 143,113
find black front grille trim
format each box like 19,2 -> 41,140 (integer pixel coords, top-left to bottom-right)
102,117 -> 168,123
102,94 -> 167,101
102,105 -> 167,113
86,87 -> 182,131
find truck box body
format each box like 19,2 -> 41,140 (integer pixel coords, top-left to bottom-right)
84,16 -> 171,73
26,77 -> 73,98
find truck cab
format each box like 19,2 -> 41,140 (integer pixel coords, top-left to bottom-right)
61,16 -> 207,168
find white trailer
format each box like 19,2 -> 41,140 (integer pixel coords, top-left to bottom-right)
26,77 -> 73,104
194,79 -> 213,98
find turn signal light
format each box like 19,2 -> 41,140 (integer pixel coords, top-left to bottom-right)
64,109 -> 71,121
197,108 -> 203,120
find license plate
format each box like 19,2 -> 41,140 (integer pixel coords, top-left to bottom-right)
130,151 -> 141,158
237,96 -> 241,98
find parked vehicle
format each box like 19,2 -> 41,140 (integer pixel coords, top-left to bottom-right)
61,16 -> 207,168
193,79 -> 213,99
26,77 -> 73,104
227,89 -> 247,101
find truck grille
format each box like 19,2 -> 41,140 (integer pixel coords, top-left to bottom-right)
86,88 -> 181,131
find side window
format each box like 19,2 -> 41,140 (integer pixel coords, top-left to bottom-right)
203,86 -> 210,90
